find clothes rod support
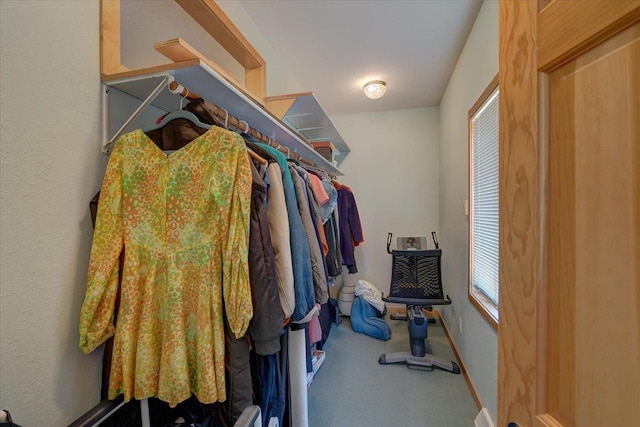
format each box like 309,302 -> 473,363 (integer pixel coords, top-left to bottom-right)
102,74 -> 171,154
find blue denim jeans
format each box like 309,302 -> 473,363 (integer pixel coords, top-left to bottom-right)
253,328 -> 288,427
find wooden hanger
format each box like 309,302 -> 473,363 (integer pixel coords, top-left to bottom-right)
247,147 -> 268,166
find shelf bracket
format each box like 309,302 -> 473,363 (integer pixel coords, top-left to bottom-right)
102,74 -> 171,154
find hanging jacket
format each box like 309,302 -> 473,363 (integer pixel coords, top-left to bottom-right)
256,144 -> 315,322
264,163 -> 296,319
294,165 -> 331,283
247,160 -> 283,354
296,166 -> 329,255
336,186 -> 364,274
324,212 -> 342,277
289,165 -> 329,305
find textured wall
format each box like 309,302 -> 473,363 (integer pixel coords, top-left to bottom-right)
330,108 -> 440,296
0,0 -> 493,424
119,0 -> 305,97
438,0 -> 499,422
0,1 -> 105,424
0,1 -> 303,425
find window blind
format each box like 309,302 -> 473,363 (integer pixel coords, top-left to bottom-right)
471,89 -> 499,305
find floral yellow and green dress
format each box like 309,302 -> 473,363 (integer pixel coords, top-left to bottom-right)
79,127 -> 253,407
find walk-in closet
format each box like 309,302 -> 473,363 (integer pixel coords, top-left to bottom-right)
2,1 -> 639,427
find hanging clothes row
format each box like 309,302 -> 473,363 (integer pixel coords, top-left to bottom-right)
78,85 -> 364,427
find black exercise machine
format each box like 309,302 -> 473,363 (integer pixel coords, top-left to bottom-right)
379,233 -> 460,374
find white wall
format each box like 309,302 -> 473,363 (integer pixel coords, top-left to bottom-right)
0,1 -> 105,424
119,0 -> 305,97
0,1 -> 303,425
0,0 -> 494,424
438,0 -> 499,422
216,0 -> 306,96
331,108 -> 440,295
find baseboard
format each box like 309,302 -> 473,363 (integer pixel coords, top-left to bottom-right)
433,309 -> 483,410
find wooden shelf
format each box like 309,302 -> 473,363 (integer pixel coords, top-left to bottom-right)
266,93 -> 350,160
103,61 -> 344,176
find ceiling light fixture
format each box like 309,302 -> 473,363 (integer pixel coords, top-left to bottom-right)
363,80 -> 387,100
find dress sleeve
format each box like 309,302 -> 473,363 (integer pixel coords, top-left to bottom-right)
222,139 -> 253,338
79,141 -> 124,354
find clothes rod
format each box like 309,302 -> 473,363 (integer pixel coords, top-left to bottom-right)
168,80 -> 320,170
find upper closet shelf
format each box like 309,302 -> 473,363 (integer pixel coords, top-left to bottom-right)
266,92 -> 350,158
103,61 -> 345,177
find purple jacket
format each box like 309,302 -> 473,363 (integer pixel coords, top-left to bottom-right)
336,187 -> 364,273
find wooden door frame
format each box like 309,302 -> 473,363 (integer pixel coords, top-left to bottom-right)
498,1 -> 640,426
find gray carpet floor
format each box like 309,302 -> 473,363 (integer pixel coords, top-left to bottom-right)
307,313 -> 478,427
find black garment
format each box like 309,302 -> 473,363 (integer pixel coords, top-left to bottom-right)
97,396 -> 222,427
247,160 -> 284,354
316,298 -> 338,350
144,118 -> 207,151
336,187 -> 363,274
220,314 -> 252,427
324,211 -> 342,277
220,160 -> 284,426
305,328 -> 313,374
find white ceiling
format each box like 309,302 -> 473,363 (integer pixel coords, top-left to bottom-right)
239,0 -> 483,115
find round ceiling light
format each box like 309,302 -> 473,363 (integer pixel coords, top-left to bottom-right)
363,80 -> 387,100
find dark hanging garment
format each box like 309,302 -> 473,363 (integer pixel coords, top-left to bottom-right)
336,186 -> 364,274
221,159 -> 283,426
252,328 -> 289,427
316,298 -> 338,350
247,160 -> 283,355
295,165 -> 331,287
220,313 -> 252,427
256,144 -> 315,322
289,165 -> 328,304
144,118 -> 207,151
323,212 -> 342,277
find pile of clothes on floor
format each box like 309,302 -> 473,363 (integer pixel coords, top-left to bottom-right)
349,280 -> 391,341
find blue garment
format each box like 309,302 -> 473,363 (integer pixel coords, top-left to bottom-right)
350,296 -> 391,341
291,166 -> 329,304
254,328 -> 288,427
257,143 -> 315,321
294,165 -> 331,291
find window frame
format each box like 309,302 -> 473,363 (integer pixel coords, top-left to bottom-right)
468,74 -> 500,330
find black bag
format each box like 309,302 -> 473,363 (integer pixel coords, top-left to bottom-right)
0,411 -> 22,427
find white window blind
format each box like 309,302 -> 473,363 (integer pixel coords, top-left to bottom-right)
471,88 -> 499,306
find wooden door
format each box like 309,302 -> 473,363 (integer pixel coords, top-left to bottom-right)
498,1 -> 640,426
